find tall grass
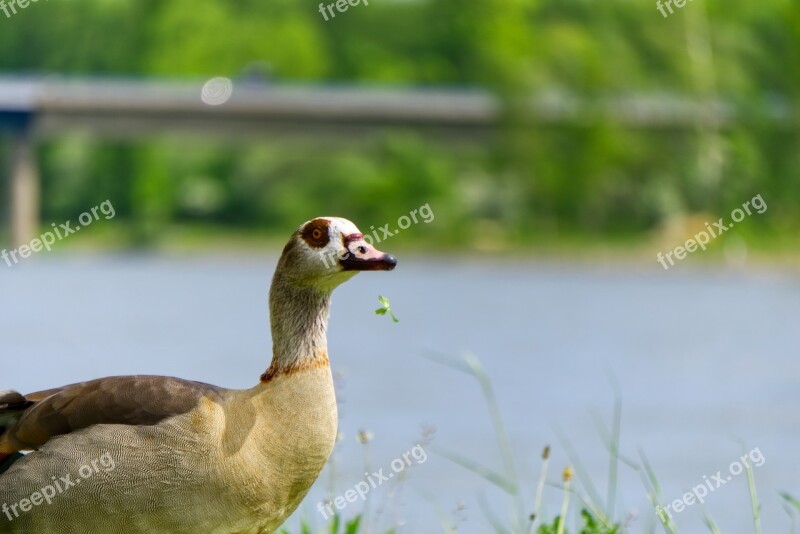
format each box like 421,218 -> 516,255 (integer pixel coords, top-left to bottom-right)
423,352 -> 790,534
283,351 -> 796,533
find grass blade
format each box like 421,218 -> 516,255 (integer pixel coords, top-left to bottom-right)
743,446 -> 762,534
431,445 -> 517,494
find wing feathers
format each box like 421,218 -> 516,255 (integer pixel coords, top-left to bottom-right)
1,376 -> 223,453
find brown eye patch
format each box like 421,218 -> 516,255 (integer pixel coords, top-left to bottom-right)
301,218 -> 331,248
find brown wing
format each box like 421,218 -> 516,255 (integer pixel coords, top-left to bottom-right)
0,376 -> 223,454
0,391 -> 34,434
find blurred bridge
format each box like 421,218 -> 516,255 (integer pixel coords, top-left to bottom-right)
0,76 -> 793,246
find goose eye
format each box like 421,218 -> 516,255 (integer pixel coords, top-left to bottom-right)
301,219 -> 331,248
358,246 -> 367,254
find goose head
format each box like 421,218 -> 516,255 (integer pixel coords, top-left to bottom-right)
275,217 -> 397,292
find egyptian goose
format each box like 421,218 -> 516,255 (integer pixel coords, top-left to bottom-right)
0,217 -> 396,533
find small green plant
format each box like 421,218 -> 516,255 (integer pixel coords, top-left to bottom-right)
374,296 -> 399,323
279,514 -> 365,534
537,509 -> 620,534
332,514 -> 363,534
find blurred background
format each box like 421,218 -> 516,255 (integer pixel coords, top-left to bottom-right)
1,0 -> 799,533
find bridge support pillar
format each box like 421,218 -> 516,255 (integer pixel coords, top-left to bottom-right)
8,130 -> 39,249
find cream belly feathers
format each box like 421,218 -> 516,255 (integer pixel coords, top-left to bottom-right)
0,217 -> 396,533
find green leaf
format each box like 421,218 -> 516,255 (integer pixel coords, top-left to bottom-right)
329,513 -> 341,534
375,295 -> 398,322
781,493 -> 800,514
344,515 -> 362,534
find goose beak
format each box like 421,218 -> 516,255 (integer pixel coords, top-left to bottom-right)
340,235 -> 397,271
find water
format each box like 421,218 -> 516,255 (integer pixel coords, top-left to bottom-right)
2,254 -> 799,533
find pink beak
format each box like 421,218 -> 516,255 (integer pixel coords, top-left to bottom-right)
340,234 -> 397,271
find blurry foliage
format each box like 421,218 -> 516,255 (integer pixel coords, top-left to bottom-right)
537,510 -> 620,534
1,0 -> 798,247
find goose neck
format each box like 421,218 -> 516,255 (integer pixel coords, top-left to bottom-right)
262,273 -> 332,380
